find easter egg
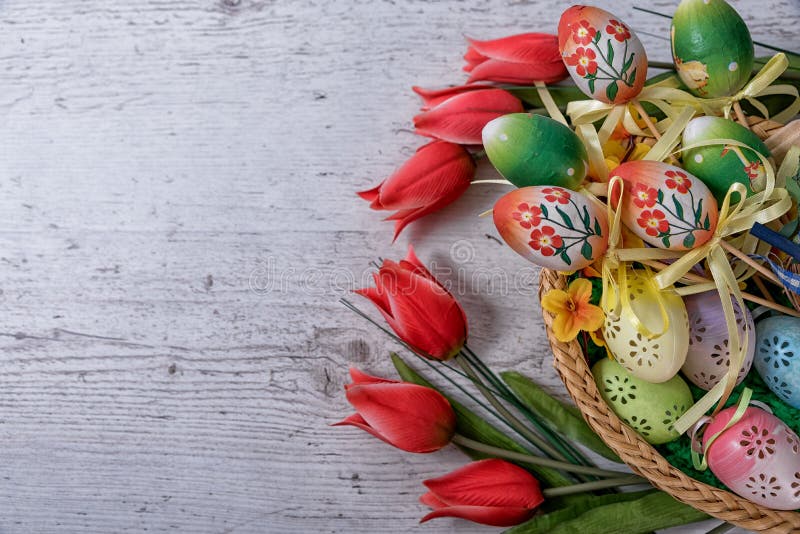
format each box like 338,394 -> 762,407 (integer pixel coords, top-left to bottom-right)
493,186 -> 608,271
671,0 -> 754,98
702,405 -> 800,510
593,358 -> 693,444
603,268 -> 689,383
682,116 -> 771,202
558,6 -> 648,104
611,160 -> 718,250
482,113 -> 588,189
754,316 -> 800,409
681,291 -> 755,391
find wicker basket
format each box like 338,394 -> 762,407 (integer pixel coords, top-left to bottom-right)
539,268 -> 800,533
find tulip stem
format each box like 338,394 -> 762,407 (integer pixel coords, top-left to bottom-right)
542,476 -> 646,497
456,356 -> 570,464
460,347 -> 596,471
452,435 -> 637,479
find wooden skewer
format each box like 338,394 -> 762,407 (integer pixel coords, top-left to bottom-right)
631,99 -> 661,140
732,101 -> 750,130
718,239 -> 783,286
641,260 -> 800,318
752,273 -> 776,304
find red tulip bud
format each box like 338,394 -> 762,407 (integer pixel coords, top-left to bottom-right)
420,459 -> 544,526
412,84 -> 494,111
464,33 -> 568,85
333,367 -> 456,453
355,246 -> 468,360
357,141 -> 475,241
413,89 -> 523,145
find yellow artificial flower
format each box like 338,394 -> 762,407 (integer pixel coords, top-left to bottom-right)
541,278 -> 605,343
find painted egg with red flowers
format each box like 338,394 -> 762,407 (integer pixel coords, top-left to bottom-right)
493,186 -> 608,271
557,6 -> 648,104
702,405 -> 800,510
610,161 -> 718,250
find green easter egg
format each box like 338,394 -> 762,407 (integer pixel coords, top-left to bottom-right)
671,0 -> 754,98
482,113 -> 588,190
682,116 -> 771,202
592,358 -> 693,445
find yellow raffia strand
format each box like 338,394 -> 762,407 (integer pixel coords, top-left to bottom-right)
567,53 -> 800,127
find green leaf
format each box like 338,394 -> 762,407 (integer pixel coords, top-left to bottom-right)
683,233 -> 696,249
672,196 -> 684,220
621,54 -> 634,75
556,206 -> 575,229
390,354 -> 579,502
581,206 -> 591,227
606,41 -> 614,67
593,31 -> 601,45
588,77 -> 596,94
540,204 -> 549,218
657,189 -> 664,203
695,198 -> 704,225
560,250 -> 572,265
501,371 -> 620,462
504,490 -> 656,534
605,81 -> 618,102
627,67 -> 637,86
509,491 -> 709,534
593,217 -> 602,235
661,235 -> 671,248
580,241 -> 593,261
703,213 -> 711,230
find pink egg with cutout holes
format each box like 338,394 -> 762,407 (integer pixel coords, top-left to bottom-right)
610,160 -> 718,250
681,291 -> 755,391
493,186 -> 608,271
558,5 -> 648,104
703,406 -> 800,510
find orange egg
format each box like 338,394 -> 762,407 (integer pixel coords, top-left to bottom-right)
493,186 -> 608,270
558,6 -> 648,104
610,161 -> 717,250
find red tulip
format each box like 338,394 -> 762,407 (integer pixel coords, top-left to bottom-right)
332,367 -> 456,453
412,84 -> 494,111
420,459 -> 544,526
355,246 -> 468,360
413,88 -> 523,145
357,141 -> 475,240
464,33 -> 568,85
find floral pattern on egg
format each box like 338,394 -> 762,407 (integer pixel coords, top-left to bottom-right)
611,161 -> 718,251
494,186 -> 608,271
558,6 -> 648,104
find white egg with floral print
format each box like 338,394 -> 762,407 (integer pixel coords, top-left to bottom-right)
558,5 -> 648,104
493,186 -> 608,271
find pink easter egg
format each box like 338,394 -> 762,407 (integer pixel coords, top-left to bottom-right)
493,186 -> 608,271
558,5 -> 648,104
610,161 -> 718,250
681,291 -> 755,391
703,406 -> 800,510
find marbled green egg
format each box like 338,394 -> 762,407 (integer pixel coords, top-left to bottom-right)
682,116 -> 771,202
482,113 -> 588,189
671,0 -> 754,98
592,358 -> 693,445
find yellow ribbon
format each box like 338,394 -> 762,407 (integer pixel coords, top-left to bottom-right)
567,53 -> 800,128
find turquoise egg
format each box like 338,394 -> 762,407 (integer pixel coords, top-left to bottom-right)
482,113 -> 588,189
682,116 -> 771,202
754,316 -> 800,409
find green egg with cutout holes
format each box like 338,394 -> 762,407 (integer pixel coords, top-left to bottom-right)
682,116 -> 771,202
671,0 -> 754,98
482,113 -> 588,190
592,358 -> 693,445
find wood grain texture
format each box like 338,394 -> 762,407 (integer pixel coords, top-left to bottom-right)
0,0 -> 796,532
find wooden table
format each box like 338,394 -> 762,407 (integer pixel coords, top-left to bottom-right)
1,0 -> 797,532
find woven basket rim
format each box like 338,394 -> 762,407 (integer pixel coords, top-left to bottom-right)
540,268 -> 800,533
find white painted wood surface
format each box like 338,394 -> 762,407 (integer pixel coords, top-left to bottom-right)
0,0 -> 796,532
